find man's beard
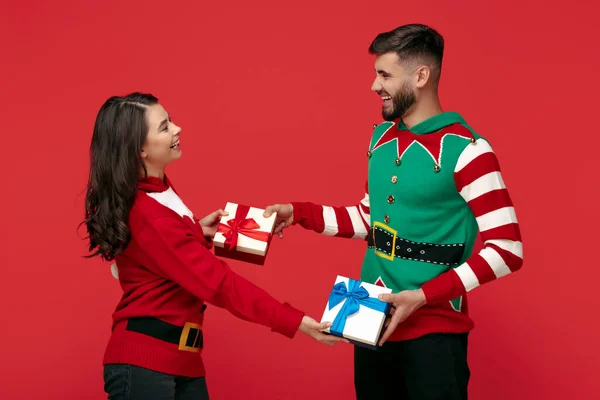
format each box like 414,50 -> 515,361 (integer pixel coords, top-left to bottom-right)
382,82 -> 416,121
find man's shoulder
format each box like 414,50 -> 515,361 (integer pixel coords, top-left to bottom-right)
369,120 -> 396,148
447,120 -> 490,144
440,122 -> 493,159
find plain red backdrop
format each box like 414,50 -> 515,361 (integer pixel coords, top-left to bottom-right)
1,0 -> 599,399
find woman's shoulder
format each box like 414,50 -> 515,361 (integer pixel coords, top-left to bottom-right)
129,188 -> 194,234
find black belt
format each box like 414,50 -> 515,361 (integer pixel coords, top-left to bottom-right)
367,224 -> 464,266
126,314 -> 204,353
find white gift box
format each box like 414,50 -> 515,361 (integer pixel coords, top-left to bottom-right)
213,202 -> 276,265
320,275 -> 392,349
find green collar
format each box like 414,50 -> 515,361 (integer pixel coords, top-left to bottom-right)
397,111 -> 465,135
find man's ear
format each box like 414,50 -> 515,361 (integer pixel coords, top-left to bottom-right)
414,65 -> 431,88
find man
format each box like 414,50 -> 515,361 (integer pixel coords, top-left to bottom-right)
264,23 -> 523,399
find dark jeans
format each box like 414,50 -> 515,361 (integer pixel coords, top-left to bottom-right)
103,364 -> 209,400
354,333 -> 470,400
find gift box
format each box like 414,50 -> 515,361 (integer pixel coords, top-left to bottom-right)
320,275 -> 392,350
213,202 -> 276,265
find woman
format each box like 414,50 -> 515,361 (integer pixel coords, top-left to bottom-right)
83,92 -> 344,400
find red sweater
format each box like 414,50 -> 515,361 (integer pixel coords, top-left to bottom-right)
103,176 -> 304,377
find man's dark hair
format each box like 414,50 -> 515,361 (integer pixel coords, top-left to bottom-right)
369,24 -> 445,82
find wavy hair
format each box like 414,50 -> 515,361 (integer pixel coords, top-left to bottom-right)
82,92 -> 158,261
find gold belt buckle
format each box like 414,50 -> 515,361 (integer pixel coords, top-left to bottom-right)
178,322 -> 202,352
373,221 -> 397,261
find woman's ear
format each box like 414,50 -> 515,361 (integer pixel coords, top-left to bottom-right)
110,263 -> 119,279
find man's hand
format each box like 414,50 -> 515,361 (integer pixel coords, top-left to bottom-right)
198,209 -> 229,238
377,289 -> 427,346
298,315 -> 349,346
263,203 -> 294,239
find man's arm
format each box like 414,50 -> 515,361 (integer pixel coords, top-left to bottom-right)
264,180 -> 371,240
377,138 -> 524,346
292,180 -> 371,239
421,138 -> 524,303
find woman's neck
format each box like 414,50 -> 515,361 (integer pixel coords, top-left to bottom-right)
142,165 -> 165,180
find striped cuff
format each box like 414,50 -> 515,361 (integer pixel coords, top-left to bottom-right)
421,269 -> 466,305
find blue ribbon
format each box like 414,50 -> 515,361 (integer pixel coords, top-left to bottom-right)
328,279 -> 389,336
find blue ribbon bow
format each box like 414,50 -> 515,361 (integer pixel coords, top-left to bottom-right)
328,279 -> 389,336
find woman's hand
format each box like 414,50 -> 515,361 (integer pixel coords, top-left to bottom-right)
198,209 -> 229,238
298,315 -> 349,346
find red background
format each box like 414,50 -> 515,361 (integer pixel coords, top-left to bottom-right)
1,1 -> 598,399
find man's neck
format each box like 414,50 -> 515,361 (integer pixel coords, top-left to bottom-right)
402,92 -> 443,129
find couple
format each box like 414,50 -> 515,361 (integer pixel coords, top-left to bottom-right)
84,23 -> 523,400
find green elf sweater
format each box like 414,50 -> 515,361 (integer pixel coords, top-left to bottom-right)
292,112 -> 523,341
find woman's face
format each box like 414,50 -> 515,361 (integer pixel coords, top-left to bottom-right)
141,103 -> 182,175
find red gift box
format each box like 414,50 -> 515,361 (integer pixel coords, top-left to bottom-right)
213,202 -> 276,265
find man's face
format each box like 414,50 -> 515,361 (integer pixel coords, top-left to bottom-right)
371,52 -> 416,121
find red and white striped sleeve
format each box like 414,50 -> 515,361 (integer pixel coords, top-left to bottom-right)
290,180 -> 371,240
420,138 -> 523,304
